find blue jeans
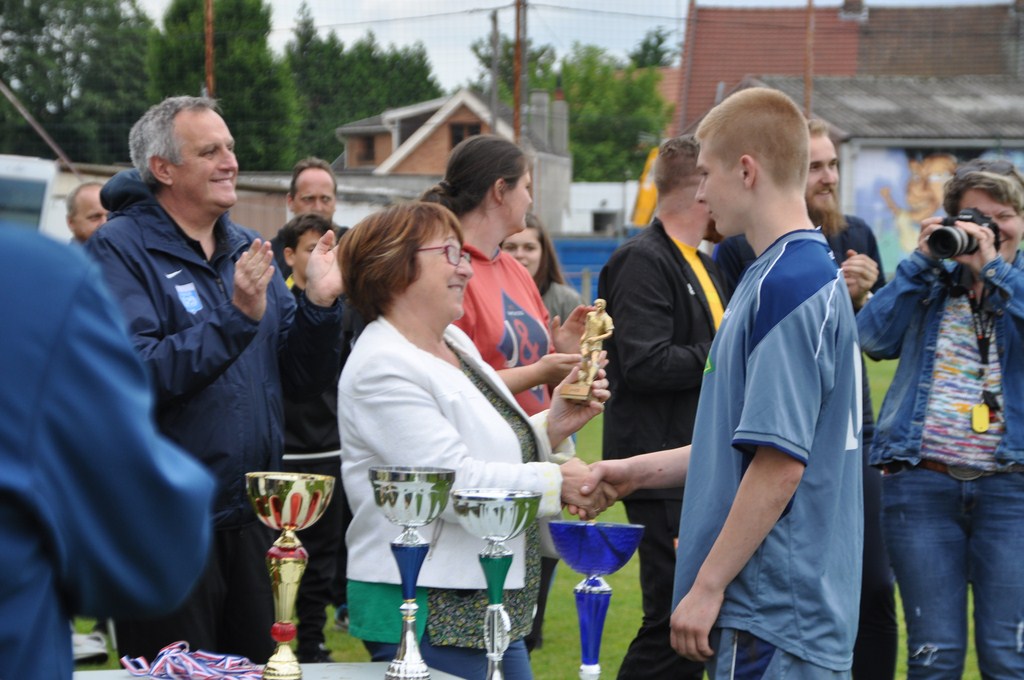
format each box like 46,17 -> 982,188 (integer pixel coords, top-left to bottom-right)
882,468 -> 1024,679
365,633 -> 532,680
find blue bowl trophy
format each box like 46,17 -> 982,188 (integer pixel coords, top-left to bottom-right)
451,489 -> 541,680
370,466 -> 456,680
548,521 -> 645,680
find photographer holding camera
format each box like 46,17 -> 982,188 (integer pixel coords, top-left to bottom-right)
858,159 -> 1024,679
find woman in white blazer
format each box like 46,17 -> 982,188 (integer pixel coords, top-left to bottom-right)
336,202 -> 611,680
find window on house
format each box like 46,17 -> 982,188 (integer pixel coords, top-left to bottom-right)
357,136 -> 375,163
592,210 -> 620,234
450,123 -> 481,148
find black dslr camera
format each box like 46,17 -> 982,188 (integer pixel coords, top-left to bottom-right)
927,208 -> 1001,259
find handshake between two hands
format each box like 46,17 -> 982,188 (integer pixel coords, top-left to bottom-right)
559,457 -> 637,521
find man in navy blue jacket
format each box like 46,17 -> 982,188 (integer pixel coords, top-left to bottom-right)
0,228 -> 215,678
86,96 -> 345,663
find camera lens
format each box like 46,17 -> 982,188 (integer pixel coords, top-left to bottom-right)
927,226 -> 977,259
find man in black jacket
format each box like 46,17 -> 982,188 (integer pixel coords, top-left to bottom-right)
597,136 -> 725,680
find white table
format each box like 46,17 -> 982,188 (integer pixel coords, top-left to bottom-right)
74,661 -> 462,679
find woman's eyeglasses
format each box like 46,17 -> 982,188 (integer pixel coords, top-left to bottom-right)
418,244 -> 471,266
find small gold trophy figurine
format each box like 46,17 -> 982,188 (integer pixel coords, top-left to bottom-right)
561,298 -> 613,402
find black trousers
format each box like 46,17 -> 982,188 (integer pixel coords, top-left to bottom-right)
853,461 -> 898,680
617,499 -> 704,680
282,455 -> 349,657
116,522 -> 276,663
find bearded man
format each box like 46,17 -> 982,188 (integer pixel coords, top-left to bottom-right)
714,120 -> 881,308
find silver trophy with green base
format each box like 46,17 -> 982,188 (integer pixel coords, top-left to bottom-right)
452,489 -> 541,680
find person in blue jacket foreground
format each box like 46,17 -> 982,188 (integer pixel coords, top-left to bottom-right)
86,95 -> 345,662
858,160 -> 1024,679
0,228 -> 215,679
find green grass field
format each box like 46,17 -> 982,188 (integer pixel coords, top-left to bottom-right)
78,357 -> 982,677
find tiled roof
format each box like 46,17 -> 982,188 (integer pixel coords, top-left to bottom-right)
679,2 -> 1020,131
680,6 -> 859,129
748,74 -> 1024,140
656,66 -> 684,138
859,5 -> 1017,77
335,114 -> 386,134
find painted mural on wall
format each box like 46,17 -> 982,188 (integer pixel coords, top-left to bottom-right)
852,147 -> 1024,276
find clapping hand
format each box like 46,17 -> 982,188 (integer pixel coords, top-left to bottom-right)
233,239 -> 275,321
304,229 -> 343,307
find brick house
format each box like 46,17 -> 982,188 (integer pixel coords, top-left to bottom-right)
335,88 -> 572,232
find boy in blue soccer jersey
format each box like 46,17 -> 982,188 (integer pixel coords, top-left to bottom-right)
585,87 -> 864,679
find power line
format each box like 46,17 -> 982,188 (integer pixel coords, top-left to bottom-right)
529,2 -> 681,22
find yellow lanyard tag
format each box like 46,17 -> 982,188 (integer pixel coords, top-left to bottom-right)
972,402 -> 990,434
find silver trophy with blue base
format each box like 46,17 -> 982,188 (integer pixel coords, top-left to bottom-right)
370,466 -> 456,680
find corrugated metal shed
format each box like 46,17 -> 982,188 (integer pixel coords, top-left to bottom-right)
749,74 -> 1024,141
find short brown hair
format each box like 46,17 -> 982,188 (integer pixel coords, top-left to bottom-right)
338,202 -> 464,321
653,135 -> 700,196
943,160 -> 1024,216
278,213 -> 332,251
807,118 -> 830,139
696,87 -> 808,191
289,157 -> 337,197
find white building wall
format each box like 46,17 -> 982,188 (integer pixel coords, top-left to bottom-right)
563,181 -> 639,235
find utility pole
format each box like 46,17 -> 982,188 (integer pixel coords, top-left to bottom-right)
490,10 -> 499,133
678,0 -> 698,134
804,0 -> 814,116
513,0 -> 524,143
204,0 -> 216,97
519,0 -> 528,142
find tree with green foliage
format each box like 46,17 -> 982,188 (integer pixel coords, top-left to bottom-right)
286,3 -> 346,161
560,44 -> 671,181
149,0 -> 298,171
469,34 -> 558,103
286,3 -> 444,161
628,27 -> 678,68
0,0 -> 153,164
466,34 -> 671,182
469,35 -> 670,182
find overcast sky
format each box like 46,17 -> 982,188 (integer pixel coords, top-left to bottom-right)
136,0 -> 1012,90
